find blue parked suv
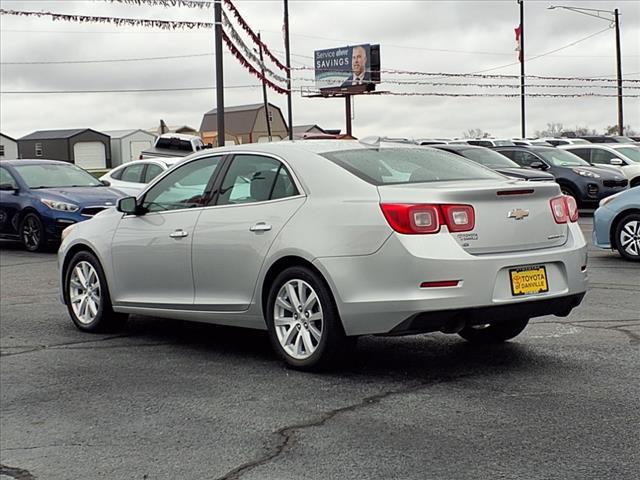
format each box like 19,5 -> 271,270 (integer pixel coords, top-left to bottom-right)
494,146 -> 628,207
0,159 -> 125,251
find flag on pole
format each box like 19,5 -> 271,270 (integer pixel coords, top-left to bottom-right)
514,25 -> 523,62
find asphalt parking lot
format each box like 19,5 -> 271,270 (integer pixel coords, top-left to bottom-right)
1,216 -> 639,480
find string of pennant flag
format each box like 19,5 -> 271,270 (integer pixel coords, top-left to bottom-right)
1,4 -> 639,99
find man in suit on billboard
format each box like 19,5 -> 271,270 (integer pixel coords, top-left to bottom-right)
341,45 -> 370,87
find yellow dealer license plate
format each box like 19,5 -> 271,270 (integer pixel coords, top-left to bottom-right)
509,266 -> 549,296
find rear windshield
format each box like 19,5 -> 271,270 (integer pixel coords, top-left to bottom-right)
536,149 -> 590,167
321,147 -> 502,186
156,137 -> 194,151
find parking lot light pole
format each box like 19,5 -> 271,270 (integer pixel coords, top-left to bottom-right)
548,5 -> 624,135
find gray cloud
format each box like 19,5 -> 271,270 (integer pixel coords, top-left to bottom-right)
1,0 -> 638,139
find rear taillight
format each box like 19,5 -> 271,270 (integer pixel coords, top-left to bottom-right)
550,195 -> 578,223
565,195 -> 579,222
380,204 -> 441,234
380,203 -> 474,234
441,205 -> 475,232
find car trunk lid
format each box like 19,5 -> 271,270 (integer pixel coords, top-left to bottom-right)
377,179 -> 568,254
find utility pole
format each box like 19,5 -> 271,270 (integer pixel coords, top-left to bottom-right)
214,0 -> 225,147
283,0 -> 293,140
614,8 -> 624,135
548,5 -> 624,135
519,0 -> 526,138
258,32 -> 272,141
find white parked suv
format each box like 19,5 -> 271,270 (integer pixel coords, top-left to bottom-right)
100,157 -> 183,196
560,144 -> 640,188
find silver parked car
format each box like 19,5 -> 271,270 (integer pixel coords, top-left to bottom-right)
58,141 -> 588,370
99,157 -> 183,196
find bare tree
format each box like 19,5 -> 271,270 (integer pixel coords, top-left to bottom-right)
534,122 -> 564,138
462,128 -> 491,139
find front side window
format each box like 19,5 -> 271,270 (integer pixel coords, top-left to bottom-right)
217,155 -> 298,206
459,148 -> 520,168
13,163 -> 101,189
0,166 -> 18,188
142,156 -> 222,212
537,149 -> 590,167
615,147 -> 640,163
504,150 -> 544,167
121,163 -> 145,183
322,147 -> 501,186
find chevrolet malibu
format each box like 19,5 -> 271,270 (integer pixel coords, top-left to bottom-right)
58,141 -> 588,370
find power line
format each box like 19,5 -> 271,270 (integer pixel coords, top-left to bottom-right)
0,85 -> 262,94
1,52 -> 214,65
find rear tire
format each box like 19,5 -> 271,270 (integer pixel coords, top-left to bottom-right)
458,318 -> 530,344
20,213 -> 46,252
266,266 -> 352,371
614,213 -> 640,261
64,251 -> 128,332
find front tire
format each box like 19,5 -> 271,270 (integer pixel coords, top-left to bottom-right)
458,318 -> 530,344
64,251 -> 128,332
266,266 -> 351,371
614,213 -> 640,261
20,213 -> 46,252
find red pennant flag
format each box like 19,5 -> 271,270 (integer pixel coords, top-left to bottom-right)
514,25 -> 523,62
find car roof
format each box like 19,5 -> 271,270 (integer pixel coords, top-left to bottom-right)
187,139 -> 427,160
493,145 -> 555,152
432,144 -> 485,151
0,159 -> 73,166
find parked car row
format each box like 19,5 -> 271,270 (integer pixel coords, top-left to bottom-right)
1,139 -> 636,370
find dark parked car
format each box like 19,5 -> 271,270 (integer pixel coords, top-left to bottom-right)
0,159 -> 125,251
494,146 -> 628,207
432,144 -> 555,181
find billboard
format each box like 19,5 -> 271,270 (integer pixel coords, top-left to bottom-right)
314,44 -> 380,91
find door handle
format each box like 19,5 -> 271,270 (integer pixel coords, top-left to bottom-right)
169,229 -> 189,239
249,222 -> 272,232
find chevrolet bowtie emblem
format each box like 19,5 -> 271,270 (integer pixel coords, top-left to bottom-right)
507,208 -> 529,220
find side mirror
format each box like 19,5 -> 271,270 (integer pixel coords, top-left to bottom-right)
0,183 -> 18,192
529,161 -> 547,170
117,196 -> 139,215
609,158 -> 624,166
101,179 -> 111,186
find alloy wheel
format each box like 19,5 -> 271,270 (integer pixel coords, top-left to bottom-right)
22,215 -> 41,251
69,261 -> 102,325
619,219 -> 640,258
273,279 -> 323,360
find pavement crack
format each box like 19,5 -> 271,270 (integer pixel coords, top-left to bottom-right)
0,334 -> 135,357
540,320 -> 640,346
214,374 -> 469,480
0,464 -> 37,480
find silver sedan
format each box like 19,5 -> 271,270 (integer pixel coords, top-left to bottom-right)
58,141 -> 588,370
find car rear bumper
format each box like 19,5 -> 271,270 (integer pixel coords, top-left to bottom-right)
314,223 -> 588,336
592,205 -> 615,249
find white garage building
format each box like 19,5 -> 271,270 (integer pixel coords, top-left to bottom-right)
104,129 -> 156,166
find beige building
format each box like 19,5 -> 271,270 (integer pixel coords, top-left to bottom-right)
199,103 -> 288,145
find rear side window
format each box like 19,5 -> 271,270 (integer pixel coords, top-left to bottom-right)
567,148 -> 590,162
216,155 -> 298,206
121,163 -> 145,183
144,164 -> 164,182
321,147 -> 501,186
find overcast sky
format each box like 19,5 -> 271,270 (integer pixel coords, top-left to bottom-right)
1,0 -> 638,140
